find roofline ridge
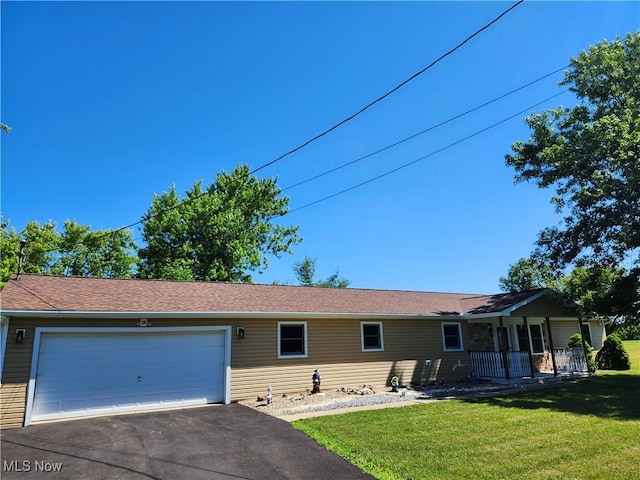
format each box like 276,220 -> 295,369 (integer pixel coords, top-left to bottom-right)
11,273 -> 491,296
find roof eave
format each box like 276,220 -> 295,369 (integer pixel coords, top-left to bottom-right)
0,310 -> 462,320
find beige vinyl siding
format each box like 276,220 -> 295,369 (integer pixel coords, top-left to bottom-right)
1,315 -> 469,428
549,319 -> 584,349
0,383 -> 28,429
0,316 -> 237,429
512,297 -> 579,318
232,318 -> 471,399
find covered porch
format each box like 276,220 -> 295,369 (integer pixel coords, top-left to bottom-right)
466,314 -> 590,381
469,348 -> 588,380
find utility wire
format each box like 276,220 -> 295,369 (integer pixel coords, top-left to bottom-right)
288,89 -> 570,214
89,66 -> 569,254
251,0 -> 525,176
282,64 -> 568,192
96,0 -> 525,237
19,0 -> 526,261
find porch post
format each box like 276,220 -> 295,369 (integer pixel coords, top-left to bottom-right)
522,316 -> 535,378
578,317 -> 591,372
546,316 -> 558,376
498,315 -> 510,380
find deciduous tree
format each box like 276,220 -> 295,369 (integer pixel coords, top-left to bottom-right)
505,33 -> 640,319
138,165 -> 300,282
0,219 -> 137,285
293,255 -> 350,288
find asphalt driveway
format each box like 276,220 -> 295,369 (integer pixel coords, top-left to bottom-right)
1,404 -> 375,480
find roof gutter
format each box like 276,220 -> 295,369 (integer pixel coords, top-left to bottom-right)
0,310 -> 463,321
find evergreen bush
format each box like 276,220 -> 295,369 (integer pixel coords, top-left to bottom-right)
595,333 -> 631,370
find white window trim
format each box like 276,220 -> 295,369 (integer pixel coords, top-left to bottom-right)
361,321 -> 384,352
442,322 -> 464,352
528,323 -> 545,355
277,321 -> 308,359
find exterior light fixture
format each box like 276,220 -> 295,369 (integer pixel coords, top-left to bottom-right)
15,329 -> 26,344
236,327 -> 245,339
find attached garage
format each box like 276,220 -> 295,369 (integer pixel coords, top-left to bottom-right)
1,275 -> 599,429
25,327 -> 231,425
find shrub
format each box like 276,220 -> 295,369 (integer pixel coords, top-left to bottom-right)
595,333 -> 631,370
610,322 -> 640,340
568,333 -> 596,372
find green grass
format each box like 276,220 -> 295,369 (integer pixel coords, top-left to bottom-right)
293,341 -> 640,480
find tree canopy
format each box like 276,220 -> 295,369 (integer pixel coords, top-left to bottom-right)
137,164 -> 300,282
0,219 -> 137,286
500,257 -> 638,323
505,33 -> 640,319
292,255 -> 350,288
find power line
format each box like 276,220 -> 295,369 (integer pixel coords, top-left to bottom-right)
288,89 -> 570,214
282,65 -> 568,192
251,0 -> 525,176
18,1 -> 526,261
102,0 -> 525,236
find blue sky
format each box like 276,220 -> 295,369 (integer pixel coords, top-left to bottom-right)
1,1 -> 638,293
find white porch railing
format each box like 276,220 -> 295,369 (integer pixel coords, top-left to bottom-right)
507,351 -> 532,377
553,348 -> 588,373
469,351 -> 531,378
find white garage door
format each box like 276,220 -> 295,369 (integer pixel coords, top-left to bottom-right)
29,329 -> 227,423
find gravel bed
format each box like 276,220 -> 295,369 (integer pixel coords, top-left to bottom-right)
281,392 -> 412,415
242,383 -> 522,417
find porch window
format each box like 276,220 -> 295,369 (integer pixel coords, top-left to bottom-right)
529,324 -> 545,354
278,322 -> 307,358
442,322 -> 463,352
361,322 -> 384,351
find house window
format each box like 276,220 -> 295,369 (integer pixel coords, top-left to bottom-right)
529,324 -> 545,354
361,322 -> 384,351
278,322 -> 307,358
442,322 -> 463,352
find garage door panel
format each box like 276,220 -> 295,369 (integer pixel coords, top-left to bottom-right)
31,330 -> 227,422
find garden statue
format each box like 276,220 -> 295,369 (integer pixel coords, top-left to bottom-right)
391,375 -> 399,392
266,385 -> 273,405
312,369 -> 321,394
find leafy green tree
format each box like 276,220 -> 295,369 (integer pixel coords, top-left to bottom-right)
560,264 -> 628,316
293,255 -> 350,288
138,165 -> 300,282
499,258 -> 559,292
505,33 -> 640,319
51,220 -> 138,278
500,257 -> 634,322
0,218 -> 23,287
0,219 -> 137,284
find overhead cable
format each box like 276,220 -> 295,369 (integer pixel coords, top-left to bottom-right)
102,0 -> 526,236
282,64 -> 568,192
288,89 -> 570,214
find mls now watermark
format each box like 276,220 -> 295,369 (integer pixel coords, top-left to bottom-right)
3,460 -> 63,473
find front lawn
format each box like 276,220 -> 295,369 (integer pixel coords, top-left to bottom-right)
293,341 -> 640,480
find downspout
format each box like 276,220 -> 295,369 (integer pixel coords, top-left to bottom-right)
545,316 -> 558,376
498,315 -> 510,380
522,316 -> 535,378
